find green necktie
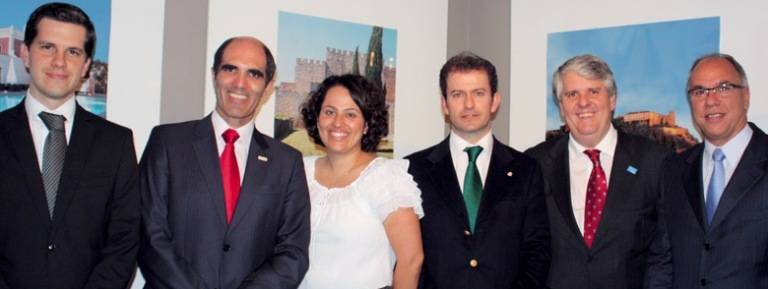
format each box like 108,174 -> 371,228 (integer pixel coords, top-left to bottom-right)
463,146 -> 483,232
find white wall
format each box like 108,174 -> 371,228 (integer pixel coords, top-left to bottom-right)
109,0 -> 166,154
510,0 -> 768,150
205,0 -> 449,158
108,1 -> 166,288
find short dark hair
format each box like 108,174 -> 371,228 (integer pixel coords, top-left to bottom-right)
687,53 -> 749,89
301,74 -> 389,152
439,51 -> 498,98
25,2 -> 96,76
212,37 -> 276,83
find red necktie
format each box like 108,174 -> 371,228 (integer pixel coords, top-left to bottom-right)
583,149 -> 607,248
221,129 -> 241,224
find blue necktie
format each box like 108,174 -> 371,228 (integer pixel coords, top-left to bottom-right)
705,149 -> 725,224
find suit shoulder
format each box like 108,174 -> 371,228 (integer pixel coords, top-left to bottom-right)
524,135 -> 565,159
404,143 -> 440,162
495,142 -> 539,168
621,132 -> 672,158
259,133 -> 303,159
81,110 -> 133,137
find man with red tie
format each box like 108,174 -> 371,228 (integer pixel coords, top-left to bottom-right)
138,36 -> 310,289
526,54 -> 670,289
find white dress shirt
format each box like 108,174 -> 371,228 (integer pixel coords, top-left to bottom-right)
25,93 -> 76,171
568,125 -> 617,235
701,125 -> 752,201
449,130 -> 494,193
211,111 -> 254,185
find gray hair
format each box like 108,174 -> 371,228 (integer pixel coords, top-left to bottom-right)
552,54 -> 616,106
687,53 -> 749,89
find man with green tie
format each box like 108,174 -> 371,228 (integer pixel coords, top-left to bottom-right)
406,52 -> 550,289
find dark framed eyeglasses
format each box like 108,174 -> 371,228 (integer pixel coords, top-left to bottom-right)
687,82 -> 746,98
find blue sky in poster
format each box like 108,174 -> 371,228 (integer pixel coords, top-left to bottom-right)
277,11 -> 397,82
0,0 -> 111,62
546,17 -> 720,132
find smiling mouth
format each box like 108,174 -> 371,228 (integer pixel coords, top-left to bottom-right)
228,92 -> 248,100
705,113 -> 724,119
577,112 -> 595,119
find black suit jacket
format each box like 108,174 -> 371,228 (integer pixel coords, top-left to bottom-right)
647,123 -> 768,289
0,101 -> 140,289
526,131 -> 670,289
138,115 -> 310,289
406,136 -> 550,289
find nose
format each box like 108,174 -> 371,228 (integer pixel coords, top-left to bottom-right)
703,91 -> 720,107
232,73 -> 247,89
332,113 -> 342,127
576,93 -> 590,107
51,51 -> 66,68
463,95 -> 475,109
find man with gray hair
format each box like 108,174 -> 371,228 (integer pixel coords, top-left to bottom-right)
647,53 -> 768,289
526,54 -> 670,289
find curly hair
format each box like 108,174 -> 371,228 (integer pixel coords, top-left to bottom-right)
300,74 -> 389,152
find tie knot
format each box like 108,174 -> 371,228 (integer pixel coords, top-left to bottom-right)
464,146 -> 483,163
712,148 -> 725,162
222,129 -> 240,144
584,149 -> 601,165
38,112 -> 66,131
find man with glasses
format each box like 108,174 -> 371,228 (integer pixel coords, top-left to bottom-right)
647,53 -> 768,288
526,54 -> 670,289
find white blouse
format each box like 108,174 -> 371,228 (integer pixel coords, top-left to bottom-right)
298,156 -> 424,289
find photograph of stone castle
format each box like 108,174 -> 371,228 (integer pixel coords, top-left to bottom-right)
275,11 -> 397,157
546,17 -> 720,152
0,0 -> 110,117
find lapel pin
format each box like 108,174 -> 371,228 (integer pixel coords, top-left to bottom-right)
506,171 -> 513,177
626,165 -> 637,175
258,155 -> 268,162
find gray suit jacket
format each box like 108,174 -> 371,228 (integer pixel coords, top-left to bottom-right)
647,122 -> 768,289
138,115 -> 310,289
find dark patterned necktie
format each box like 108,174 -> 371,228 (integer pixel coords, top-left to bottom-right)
583,149 -> 607,248
39,112 -> 67,218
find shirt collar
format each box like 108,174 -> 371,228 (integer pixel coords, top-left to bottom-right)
704,124 -> 753,163
568,124 -> 618,158
25,92 -> 76,124
211,110 -> 255,144
450,129 -> 494,155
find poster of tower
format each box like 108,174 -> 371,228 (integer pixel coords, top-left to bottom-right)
0,0 -> 110,117
275,11 -> 398,157
546,17 -> 719,152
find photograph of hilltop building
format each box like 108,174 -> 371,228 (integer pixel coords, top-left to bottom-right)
546,17 -> 719,152
0,1 -> 111,117
275,11 -> 397,157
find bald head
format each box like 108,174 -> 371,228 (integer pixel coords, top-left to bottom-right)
212,36 -> 276,83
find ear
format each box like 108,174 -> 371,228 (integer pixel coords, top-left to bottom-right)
80,58 -> 92,79
440,96 -> 449,116
491,91 -> 502,114
609,93 -> 617,112
260,78 -> 276,105
21,44 -> 30,68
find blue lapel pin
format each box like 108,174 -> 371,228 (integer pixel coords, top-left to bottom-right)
626,165 -> 638,175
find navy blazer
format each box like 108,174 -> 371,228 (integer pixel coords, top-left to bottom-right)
647,123 -> 768,289
406,136 -> 550,289
138,115 -> 310,289
0,101 -> 140,289
526,131 -> 670,289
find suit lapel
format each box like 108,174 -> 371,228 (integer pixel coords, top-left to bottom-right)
547,136 -> 584,244
591,132 -> 640,251
426,138 -> 468,226
229,129 -> 271,231
52,105 -> 96,228
192,116 -> 228,227
709,124 -> 768,229
3,103 -> 50,223
477,139 -> 514,224
683,145 -> 706,230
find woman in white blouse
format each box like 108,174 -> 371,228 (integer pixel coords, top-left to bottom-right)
297,74 -> 423,289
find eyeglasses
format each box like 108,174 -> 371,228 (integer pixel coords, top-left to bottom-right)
687,82 -> 746,98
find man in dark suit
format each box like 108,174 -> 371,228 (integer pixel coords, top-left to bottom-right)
0,3 -> 140,289
646,54 -> 768,289
406,52 -> 550,289
138,36 -> 310,289
526,55 -> 669,289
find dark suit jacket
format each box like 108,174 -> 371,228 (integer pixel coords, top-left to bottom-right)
525,131 -> 669,289
406,136 -> 550,289
138,115 -> 310,289
0,101 -> 140,289
646,123 -> 768,289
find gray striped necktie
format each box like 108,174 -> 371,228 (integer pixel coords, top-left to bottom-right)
39,111 -> 67,218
